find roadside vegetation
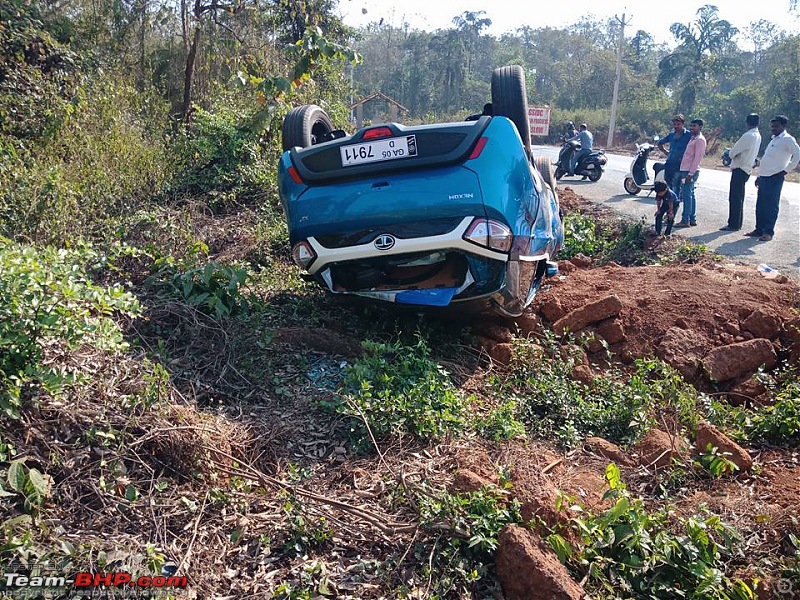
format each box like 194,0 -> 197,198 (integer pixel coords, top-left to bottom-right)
1,0 -> 799,598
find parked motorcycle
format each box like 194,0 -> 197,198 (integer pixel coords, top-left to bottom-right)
721,147 -> 759,169
553,139 -> 608,182
623,140 -> 667,195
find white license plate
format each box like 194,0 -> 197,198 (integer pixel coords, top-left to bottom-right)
340,135 -> 417,166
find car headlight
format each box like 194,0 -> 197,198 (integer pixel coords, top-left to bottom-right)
291,241 -> 317,269
463,218 -> 513,253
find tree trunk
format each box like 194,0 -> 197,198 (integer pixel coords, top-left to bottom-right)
180,25 -> 201,122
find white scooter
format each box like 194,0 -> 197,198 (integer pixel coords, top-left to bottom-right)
623,139 -> 667,195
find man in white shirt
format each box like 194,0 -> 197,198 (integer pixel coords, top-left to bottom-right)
720,114 -> 761,231
745,115 -> 800,241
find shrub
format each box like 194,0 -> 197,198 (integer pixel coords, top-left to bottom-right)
147,256 -> 250,319
705,372 -> 800,447
495,337 -> 657,447
550,464 -> 755,599
168,98 -> 278,201
560,213 -> 607,259
415,482 -> 522,596
326,338 -> 467,450
0,78 -> 171,244
0,238 -> 140,417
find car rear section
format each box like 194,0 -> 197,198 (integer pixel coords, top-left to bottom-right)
278,115 -> 560,313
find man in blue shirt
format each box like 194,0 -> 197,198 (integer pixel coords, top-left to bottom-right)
568,123 -> 593,177
657,114 -> 691,195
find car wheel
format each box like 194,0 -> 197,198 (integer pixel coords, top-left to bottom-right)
588,169 -> 602,182
282,105 -> 334,151
534,156 -> 557,191
491,65 -> 531,155
624,176 -> 641,195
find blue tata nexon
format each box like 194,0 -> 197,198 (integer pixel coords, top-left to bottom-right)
277,66 -> 564,317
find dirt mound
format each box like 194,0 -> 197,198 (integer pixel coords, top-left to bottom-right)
556,186 -> 584,213
532,260 -> 799,386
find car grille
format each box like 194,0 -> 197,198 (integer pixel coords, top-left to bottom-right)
314,217 -> 464,249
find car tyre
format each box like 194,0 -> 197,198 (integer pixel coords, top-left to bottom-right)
624,176 -> 641,195
282,104 -> 335,151
491,65 -> 531,155
534,156 -> 557,191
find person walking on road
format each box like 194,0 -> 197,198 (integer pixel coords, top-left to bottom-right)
673,119 -> 707,228
657,114 -> 691,196
745,115 -> 800,242
720,113 -> 761,231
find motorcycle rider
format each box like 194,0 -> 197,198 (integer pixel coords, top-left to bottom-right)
564,121 -> 577,141
567,123 -> 593,177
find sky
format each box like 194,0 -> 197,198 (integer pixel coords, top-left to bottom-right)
337,0 -> 799,46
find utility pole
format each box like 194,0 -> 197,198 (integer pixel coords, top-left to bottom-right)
607,13 -> 630,148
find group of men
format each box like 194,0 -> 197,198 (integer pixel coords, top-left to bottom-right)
654,112 -> 799,241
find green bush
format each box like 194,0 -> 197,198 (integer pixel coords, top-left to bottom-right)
550,464 -> 755,600
143,241 -> 250,318
415,482 -> 522,596
326,338 -> 467,449
705,372 -> 800,447
0,78 -> 171,244
0,0 -> 79,141
169,98 -> 278,200
0,238 -> 140,417
560,213 -> 607,259
495,337 -> 659,447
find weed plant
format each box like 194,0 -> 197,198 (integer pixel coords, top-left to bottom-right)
491,335 -> 663,447
324,338 -> 467,450
560,213 -> 609,259
703,368 -> 800,447
0,238 -> 140,417
412,481 -> 522,598
550,464 -> 755,600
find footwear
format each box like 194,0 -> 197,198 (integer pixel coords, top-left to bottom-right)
758,234 -> 773,241
719,226 -> 739,231
673,222 -> 690,228
689,221 -> 698,226
744,230 -> 760,237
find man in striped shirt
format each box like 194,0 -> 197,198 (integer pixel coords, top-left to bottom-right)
674,119 -> 707,228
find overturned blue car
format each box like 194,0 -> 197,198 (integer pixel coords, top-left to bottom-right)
277,65 -> 563,317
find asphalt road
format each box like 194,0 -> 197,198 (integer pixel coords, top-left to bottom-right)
533,144 -> 800,278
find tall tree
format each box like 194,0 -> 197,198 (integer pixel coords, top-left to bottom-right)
657,4 -> 738,114
451,10 -> 491,78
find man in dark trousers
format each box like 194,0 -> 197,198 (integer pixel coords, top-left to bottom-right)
745,115 -> 800,241
720,113 -> 761,231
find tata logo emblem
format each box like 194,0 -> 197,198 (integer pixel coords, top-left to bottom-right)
374,234 -> 396,251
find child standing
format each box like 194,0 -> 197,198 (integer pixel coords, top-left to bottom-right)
653,181 -> 680,237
